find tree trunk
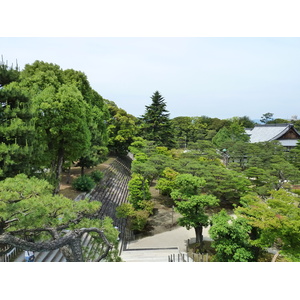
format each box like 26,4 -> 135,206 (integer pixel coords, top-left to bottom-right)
81,166 -> 84,177
66,166 -> 71,184
0,228 -> 112,262
53,148 -> 64,195
194,225 -> 203,248
271,250 -> 280,262
68,237 -> 84,262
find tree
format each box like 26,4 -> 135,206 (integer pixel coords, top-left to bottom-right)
64,71 -> 110,175
34,84 -> 91,193
141,91 -> 174,148
209,209 -> 254,262
287,140 -> 300,171
244,167 -> 276,196
106,101 -> 138,156
260,112 -> 274,124
0,174 -> 119,262
11,61 -> 109,193
0,56 -> 19,87
0,59 -> 35,179
170,116 -> 208,147
188,164 -> 252,205
236,190 -> 300,261
156,167 -> 179,196
170,173 -> 219,248
116,202 -> 154,232
127,173 -> 151,210
212,119 -> 250,149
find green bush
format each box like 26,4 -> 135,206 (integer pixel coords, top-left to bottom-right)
89,170 -> 104,183
291,189 -> 300,196
72,175 -> 95,192
130,210 -> 150,232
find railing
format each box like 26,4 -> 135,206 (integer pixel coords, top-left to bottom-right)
168,252 -> 190,262
168,252 -> 209,262
1,246 -> 19,262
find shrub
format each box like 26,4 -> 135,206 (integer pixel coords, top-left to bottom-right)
116,203 -> 151,232
89,170 -> 104,183
291,189 -> 300,196
128,174 -> 151,209
72,175 -> 95,192
130,210 -> 150,232
138,200 -> 155,215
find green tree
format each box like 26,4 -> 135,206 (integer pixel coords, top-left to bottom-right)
287,140 -> 300,171
170,173 -> 219,247
141,91 -> 174,148
127,173 -> 151,210
0,56 -> 19,87
244,167 -> 276,196
12,61 -> 108,193
156,167 -> 179,196
209,209 -> 254,262
65,72 -> 110,175
0,60 -> 35,179
116,202 -> 154,232
106,101 -> 138,156
236,190 -> 300,262
260,112 -> 274,124
212,120 -> 249,149
186,163 -> 251,204
0,174 -> 119,262
34,84 -> 91,193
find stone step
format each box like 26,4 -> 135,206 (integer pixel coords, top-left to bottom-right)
121,247 -> 181,262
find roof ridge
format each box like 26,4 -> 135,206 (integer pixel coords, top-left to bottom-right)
254,123 -> 292,127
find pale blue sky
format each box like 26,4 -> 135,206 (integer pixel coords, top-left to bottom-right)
1,37 -> 299,120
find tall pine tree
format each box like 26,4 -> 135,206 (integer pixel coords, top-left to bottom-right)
141,91 -> 174,148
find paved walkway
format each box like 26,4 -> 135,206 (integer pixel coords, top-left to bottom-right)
120,226 -> 212,262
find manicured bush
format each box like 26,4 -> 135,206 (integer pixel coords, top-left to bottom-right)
89,170 -> 104,183
72,175 -> 95,192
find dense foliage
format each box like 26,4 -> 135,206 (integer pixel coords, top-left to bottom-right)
0,174 -> 119,261
1,58 -> 300,262
140,91 -> 175,148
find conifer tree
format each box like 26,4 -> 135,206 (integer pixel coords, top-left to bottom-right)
141,91 -> 174,148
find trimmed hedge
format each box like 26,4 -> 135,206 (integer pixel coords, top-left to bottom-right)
72,175 -> 96,192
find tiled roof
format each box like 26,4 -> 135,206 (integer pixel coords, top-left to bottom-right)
246,124 -> 297,143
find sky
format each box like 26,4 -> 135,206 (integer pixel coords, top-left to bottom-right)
1,37 -> 300,121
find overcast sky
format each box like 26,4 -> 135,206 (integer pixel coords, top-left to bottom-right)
1,37 -> 299,121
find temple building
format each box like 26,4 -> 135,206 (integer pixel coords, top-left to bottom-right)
245,123 -> 300,150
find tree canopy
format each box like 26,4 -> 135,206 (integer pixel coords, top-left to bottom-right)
0,174 -> 119,262
140,91 -> 174,148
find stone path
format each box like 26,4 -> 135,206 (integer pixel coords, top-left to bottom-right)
120,226 -> 212,262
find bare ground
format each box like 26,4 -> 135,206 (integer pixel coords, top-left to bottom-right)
59,157 -> 116,199
142,185 -> 182,236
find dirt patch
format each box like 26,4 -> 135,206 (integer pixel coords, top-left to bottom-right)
59,157 -> 117,199
138,185 -> 182,237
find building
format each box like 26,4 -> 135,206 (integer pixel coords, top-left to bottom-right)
245,123 -> 300,150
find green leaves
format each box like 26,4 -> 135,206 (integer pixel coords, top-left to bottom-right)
170,174 -> 206,200
140,91 -> 174,148
0,174 -> 101,233
209,209 -> 254,262
236,190 -> 300,261
169,173 -> 219,243
128,173 -> 151,209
